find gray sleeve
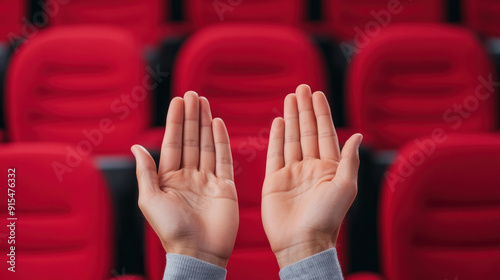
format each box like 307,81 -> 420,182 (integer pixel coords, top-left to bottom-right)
163,254 -> 227,280
279,248 -> 344,280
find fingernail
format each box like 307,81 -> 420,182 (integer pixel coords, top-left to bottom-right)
131,145 -> 138,157
357,134 -> 363,148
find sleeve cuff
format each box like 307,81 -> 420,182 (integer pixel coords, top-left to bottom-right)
279,248 -> 344,280
163,253 -> 227,280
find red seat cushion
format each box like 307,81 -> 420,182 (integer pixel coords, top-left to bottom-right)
0,143 -> 113,280
347,24 -> 498,150
380,133 -> 500,280
6,26 -> 152,154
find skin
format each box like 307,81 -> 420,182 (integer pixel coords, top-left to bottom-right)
132,85 -> 362,270
262,84 -> 362,268
131,91 -> 238,268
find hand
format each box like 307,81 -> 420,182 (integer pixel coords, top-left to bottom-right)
131,91 -> 238,268
262,85 -> 362,268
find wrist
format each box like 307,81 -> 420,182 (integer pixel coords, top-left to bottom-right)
165,245 -> 229,268
274,240 -> 335,269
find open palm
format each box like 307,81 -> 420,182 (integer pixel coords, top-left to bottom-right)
132,91 -> 238,268
262,85 -> 362,268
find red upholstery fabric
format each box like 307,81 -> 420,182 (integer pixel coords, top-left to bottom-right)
347,24 -> 498,150
173,24 -> 327,137
185,0 -> 303,29
463,0 -> 500,38
324,0 -> 445,41
6,26 -> 152,154
0,143 -> 113,280
346,273 -> 385,280
380,133 -> 500,280
230,137 -> 280,278
0,0 -> 25,43
144,225 -> 164,280
47,0 -> 166,45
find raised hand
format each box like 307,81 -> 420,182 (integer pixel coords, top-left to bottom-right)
262,85 -> 362,268
131,91 -> 238,268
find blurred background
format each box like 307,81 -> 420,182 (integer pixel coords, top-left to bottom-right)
0,0 -> 499,279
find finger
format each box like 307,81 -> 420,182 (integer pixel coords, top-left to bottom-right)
334,134 -> 363,186
284,93 -> 301,163
266,117 -> 285,176
312,91 -> 340,161
159,97 -> 184,174
213,118 -> 233,181
131,145 -> 159,198
199,97 -> 215,173
296,84 -> 319,160
182,91 -> 200,169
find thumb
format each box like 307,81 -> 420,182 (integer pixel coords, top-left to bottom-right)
334,134 -> 363,187
131,144 -> 159,197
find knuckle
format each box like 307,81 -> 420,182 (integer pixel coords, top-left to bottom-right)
267,152 -> 282,158
218,157 -> 232,165
201,144 -> 215,153
183,139 -> 199,147
284,136 -> 300,143
163,141 -> 182,149
300,130 -> 317,137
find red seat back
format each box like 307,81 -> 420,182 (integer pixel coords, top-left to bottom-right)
173,24 -> 326,137
47,0 -> 166,45
347,24 -> 497,150
324,0 -> 445,41
185,0 -> 303,29
0,143 -> 113,280
6,26 -> 151,154
463,0 -> 500,38
0,0 -> 25,43
380,133 -> 500,280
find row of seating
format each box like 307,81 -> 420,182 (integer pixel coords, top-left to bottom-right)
2,0 -> 500,47
2,23 -> 498,150
2,132 -> 498,279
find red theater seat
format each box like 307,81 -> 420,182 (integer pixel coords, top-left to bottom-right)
0,143 -> 139,280
347,24 -> 498,150
185,0 -> 303,29
380,133 -> 500,280
6,26 -> 156,154
0,0 -> 25,44
463,0 -> 500,38
140,24 -> 351,279
47,0 -> 166,45
324,0 -> 445,41
173,24 -> 327,137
